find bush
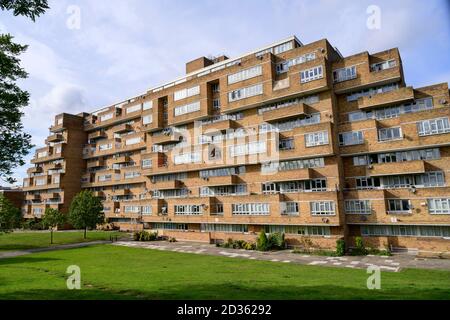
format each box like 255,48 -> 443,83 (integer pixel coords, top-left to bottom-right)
133,231 -> 158,242
336,239 -> 346,256
216,238 -> 256,250
267,232 -> 285,250
168,237 -> 177,243
21,219 -> 44,230
351,236 -> 368,255
256,230 -> 269,251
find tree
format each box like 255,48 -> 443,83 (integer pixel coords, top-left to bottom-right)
0,194 -> 21,233
42,207 -> 66,244
69,190 -> 104,239
0,0 -> 49,183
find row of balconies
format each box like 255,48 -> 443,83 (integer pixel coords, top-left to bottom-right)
23,174 -> 62,191
31,144 -> 65,164
82,135 -> 147,159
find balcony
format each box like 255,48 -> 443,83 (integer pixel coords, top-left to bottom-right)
201,119 -> 238,134
47,162 -> 63,170
41,192 -> 61,201
46,133 -> 64,143
113,123 -> 133,134
112,189 -> 131,196
49,118 -> 66,132
200,175 -> 239,186
93,191 -> 105,197
25,194 -> 40,201
152,131 -> 183,145
262,103 -> 307,122
357,86 -> 414,110
88,130 -> 107,140
262,167 -> 313,182
113,155 -> 131,164
27,167 -> 42,174
366,160 -> 426,177
86,159 -> 105,169
151,179 -> 183,190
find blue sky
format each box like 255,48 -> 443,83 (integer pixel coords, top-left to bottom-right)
1,0 -> 449,186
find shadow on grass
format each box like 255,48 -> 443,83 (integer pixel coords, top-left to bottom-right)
1,283 -> 449,300
0,256 -> 61,266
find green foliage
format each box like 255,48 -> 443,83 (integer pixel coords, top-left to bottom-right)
292,249 -> 337,256
351,236 -> 368,256
41,208 -> 66,230
267,232 -> 285,250
0,0 -> 49,21
133,231 -> 158,242
21,218 -> 44,230
0,194 -> 21,233
336,238 -> 346,256
256,230 -> 268,251
217,238 -> 256,250
0,0 -> 50,183
168,237 -> 177,243
68,190 -> 104,238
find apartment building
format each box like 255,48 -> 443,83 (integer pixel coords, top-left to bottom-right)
21,36 -> 450,253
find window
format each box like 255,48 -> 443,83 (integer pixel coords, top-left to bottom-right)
261,157 -> 324,173
199,166 -> 245,178
356,177 -> 380,189
173,85 -> 200,101
142,115 -> 153,125
100,113 -> 113,122
339,131 -> 364,146
153,223 -> 188,230
275,52 -> 316,74
310,201 -> 335,215
200,185 -> 247,197
141,206 -> 152,215
125,137 -> 141,145
345,200 -> 371,214
417,118 -> 450,136
98,174 -> 112,182
124,206 -> 140,213
353,155 -> 368,166
264,225 -> 331,236
378,127 -> 402,141
333,66 -> 356,83
142,159 -> 152,168
262,179 -> 327,193
174,101 -> 201,116
273,41 -> 293,54
99,143 -> 112,151
35,178 -> 46,186
124,171 -> 140,179
427,199 -> 450,215
212,99 -> 220,110
174,152 -> 201,165
279,138 -> 294,150
126,104 -> 141,114
387,199 -> 411,213
201,224 -> 248,233
280,202 -> 299,215
211,83 -> 220,93
174,205 -> 202,215
37,151 -> 48,158
142,101 -> 153,110
361,225 -> 450,238
229,141 -> 266,157
258,95 -> 319,114
228,65 -> 262,84
347,83 -> 398,102
305,131 -> 329,147
260,114 -> 320,133
228,83 -> 263,102
370,59 -> 396,72
232,203 -> 269,215
300,66 -> 323,83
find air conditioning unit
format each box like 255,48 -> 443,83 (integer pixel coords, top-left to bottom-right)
321,218 -> 329,223
420,202 -> 427,207
367,165 -> 373,169
439,99 -> 448,105
390,217 -> 398,223
409,187 -> 417,193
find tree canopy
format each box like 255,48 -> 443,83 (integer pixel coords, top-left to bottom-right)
69,190 -> 104,238
0,194 -> 21,233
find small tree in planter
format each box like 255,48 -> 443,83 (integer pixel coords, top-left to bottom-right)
68,190 -> 104,239
42,208 -> 66,244
336,238 -> 346,256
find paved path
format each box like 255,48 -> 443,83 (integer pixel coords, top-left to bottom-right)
113,241 -> 450,272
0,241 -> 111,259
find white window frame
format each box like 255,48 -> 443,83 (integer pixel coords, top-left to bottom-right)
300,66 -> 323,83
305,131 -> 329,147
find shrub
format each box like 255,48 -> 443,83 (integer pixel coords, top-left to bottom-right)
256,231 -> 268,251
336,239 -> 346,256
351,236 -> 368,255
133,231 -> 158,242
168,237 -> 177,243
268,232 -> 285,250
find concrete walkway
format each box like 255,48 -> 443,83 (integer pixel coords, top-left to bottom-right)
113,240 -> 450,272
0,240 -> 111,259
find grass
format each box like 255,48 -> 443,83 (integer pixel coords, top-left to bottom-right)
0,231 -> 126,252
0,244 -> 449,300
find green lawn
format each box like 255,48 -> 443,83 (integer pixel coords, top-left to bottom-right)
0,244 -> 449,300
0,231 -> 126,252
